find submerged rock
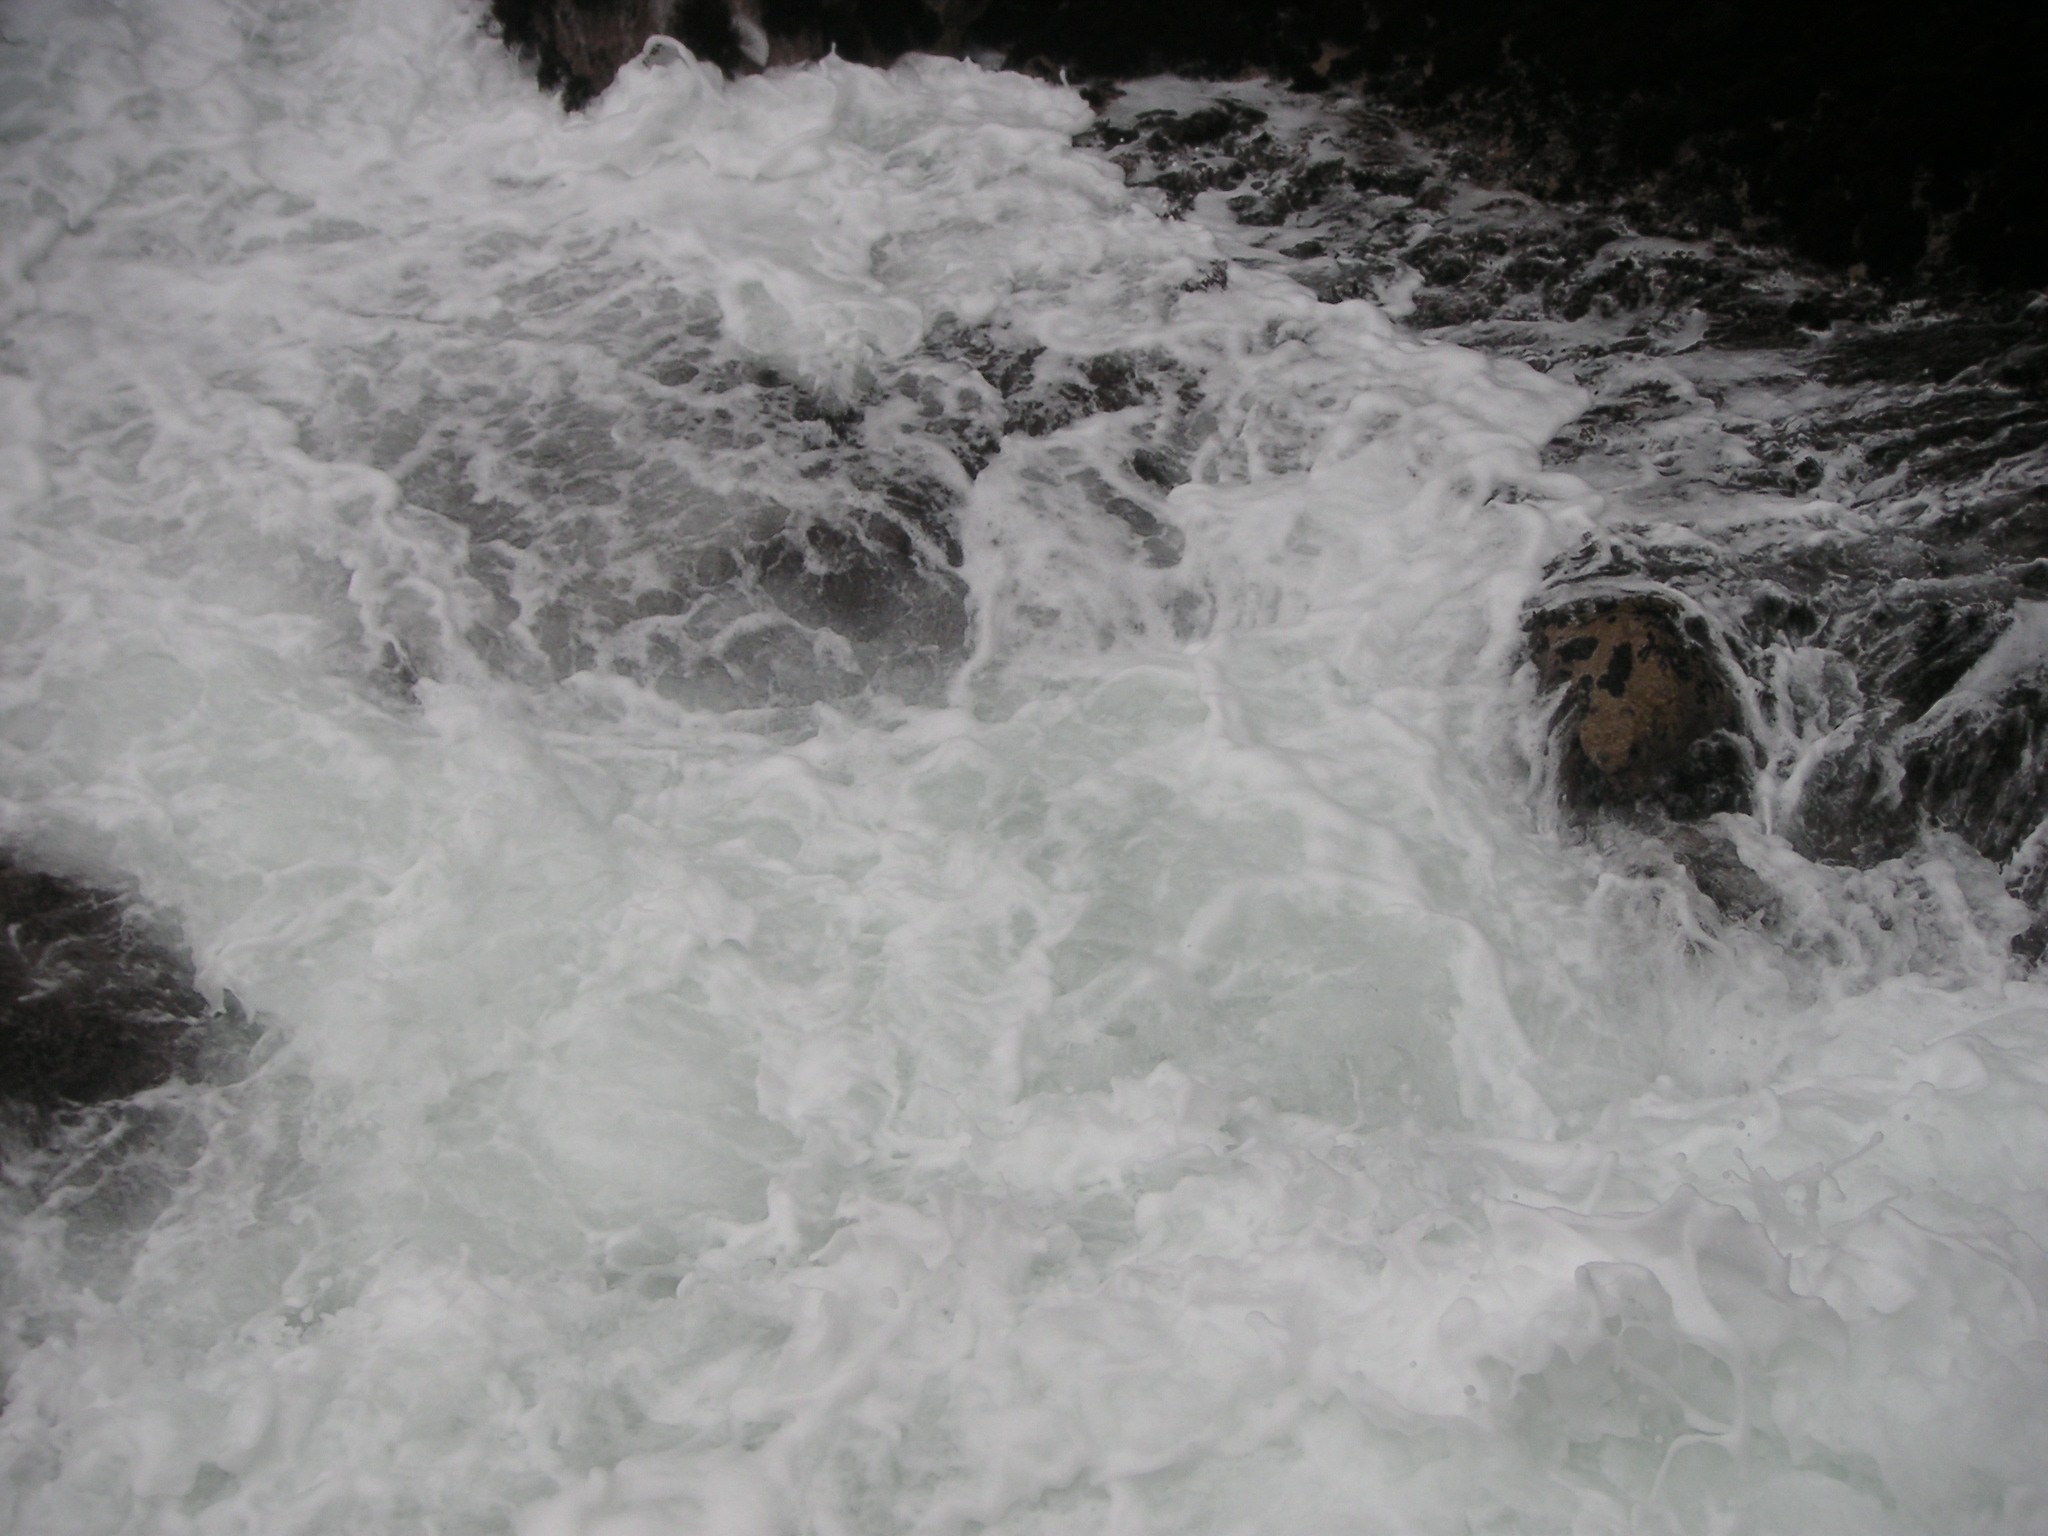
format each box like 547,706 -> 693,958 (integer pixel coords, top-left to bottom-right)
1665,824 -> 1781,924
1527,593 -> 1752,822
0,854 -> 250,1144
753,510 -> 970,667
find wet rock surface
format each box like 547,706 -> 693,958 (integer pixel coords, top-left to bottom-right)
0,854 -> 252,1147
1085,81 -> 2048,945
1527,594 -> 1751,822
491,0 -> 757,106
1663,824 -> 1781,927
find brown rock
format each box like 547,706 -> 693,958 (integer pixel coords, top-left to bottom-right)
1527,593 -> 1753,820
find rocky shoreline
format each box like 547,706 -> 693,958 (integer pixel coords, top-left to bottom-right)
1068,75 -> 2047,959
5,9 -> 2042,1138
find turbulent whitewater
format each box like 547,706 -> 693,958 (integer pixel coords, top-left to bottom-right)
3,3 -> 2045,1533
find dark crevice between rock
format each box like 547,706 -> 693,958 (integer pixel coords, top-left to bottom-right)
1,853 -> 257,1156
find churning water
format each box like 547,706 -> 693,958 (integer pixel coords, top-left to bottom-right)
3,3 -> 2045,1532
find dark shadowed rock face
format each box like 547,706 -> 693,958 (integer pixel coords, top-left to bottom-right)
493,0 -> 751,107
1527,595 -> 1752,822
0,855 -> 251,1144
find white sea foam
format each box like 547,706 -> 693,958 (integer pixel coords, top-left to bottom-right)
1,3 -> 2044,1533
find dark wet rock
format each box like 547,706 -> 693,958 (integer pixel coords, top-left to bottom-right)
1407,289 -> 1493,331
492,0 -> 994,102
1296,119 -> 2038,923
1667,825 -> 1781,925
872,471 -> 967,568
1076,83 -> 1924,386
1901,679 -> 2048,876
1227,157 -> 1349,227
1129,445 -> 1189,491
325,320 -> 1009,706
1782,666 -> 2048,894
635,501 -> 971,706
1071,101 -> 1290,217
328,294 -> 1217,712
921,321 -> 1209,463
1811,320 -> 2048,392
1105,498 -> 1183,567
758,0 -> 996,69
921,316 -> 1044,406
492,0 -> 752,107
1527,593 -> 1753,822
469,12 -> 2047,912
1840,596 -> 2011,724
883,367 -> 1005,485
1946,489 -> 2048,565
1068,98 -> 2043,667
1071,469 -> 1183,567
0,854 -> 250,1143
1349,159 -> 1430,200
1536,517 -> 2048,931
